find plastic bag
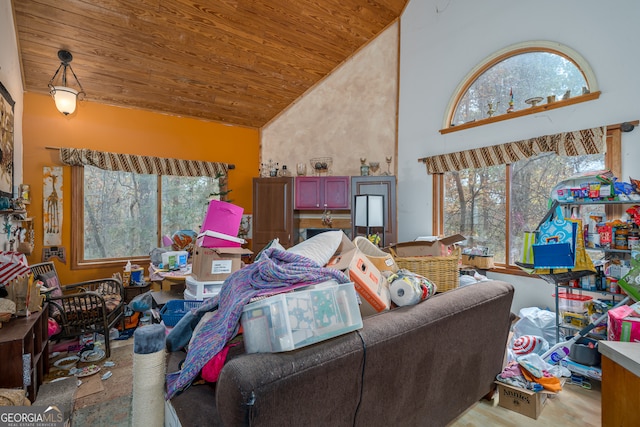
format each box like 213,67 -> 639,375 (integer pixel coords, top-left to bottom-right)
512,307 -> 558,345
130,290 -> 153,312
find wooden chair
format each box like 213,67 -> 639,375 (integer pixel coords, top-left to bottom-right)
29,261 -> 125,357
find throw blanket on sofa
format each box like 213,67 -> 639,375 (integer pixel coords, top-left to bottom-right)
165,248 -> 350,399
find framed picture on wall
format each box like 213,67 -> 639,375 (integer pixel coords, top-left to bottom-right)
0,81 -> 15,198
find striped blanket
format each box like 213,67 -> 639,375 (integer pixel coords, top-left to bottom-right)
0,251 -> 30,286
165,247 -> 349,399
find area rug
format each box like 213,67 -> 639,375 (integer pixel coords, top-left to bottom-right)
72,340 -> 134,427
37,339 -> 135,426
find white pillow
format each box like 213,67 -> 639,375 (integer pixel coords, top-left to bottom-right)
287,230 -> 344,266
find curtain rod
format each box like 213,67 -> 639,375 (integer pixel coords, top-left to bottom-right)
44,146 -> 235,169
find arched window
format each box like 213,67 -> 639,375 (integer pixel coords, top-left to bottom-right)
443,41 -> 599,132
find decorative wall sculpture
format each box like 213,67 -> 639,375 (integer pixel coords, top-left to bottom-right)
43,167 -> 63,246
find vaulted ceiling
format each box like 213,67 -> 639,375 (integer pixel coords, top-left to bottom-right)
12,0 -> 407,128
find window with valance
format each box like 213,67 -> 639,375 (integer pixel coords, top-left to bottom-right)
65,148 -> 233,267
421,125 -> 623,272
420,126 -> 605,174
59,148 -> 231,177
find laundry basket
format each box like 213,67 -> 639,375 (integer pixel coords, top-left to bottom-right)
390,247 -> 461,292
160,300 -> 203,327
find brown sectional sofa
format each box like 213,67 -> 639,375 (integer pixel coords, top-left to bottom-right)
167,279 -> 514,426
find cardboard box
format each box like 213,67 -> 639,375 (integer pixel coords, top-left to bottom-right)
495,381 -> 548,420
326,234 -> 390,316
191,245 -> 252,281
390,234 -> 466,257
200,200 -> 245,247
461,254 -> 495,269
607,304 -> 640,342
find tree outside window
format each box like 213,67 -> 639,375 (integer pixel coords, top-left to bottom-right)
440,43 -> 608,269
80,166 -> 218,262
443,153 -> 604,265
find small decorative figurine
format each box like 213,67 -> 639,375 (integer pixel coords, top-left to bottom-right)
487,102 -> 498,117
506,88 -> 515,113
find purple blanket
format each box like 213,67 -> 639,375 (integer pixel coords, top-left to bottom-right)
165,248 -> 349,399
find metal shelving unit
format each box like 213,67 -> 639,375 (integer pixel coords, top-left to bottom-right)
554,199 -> 634,343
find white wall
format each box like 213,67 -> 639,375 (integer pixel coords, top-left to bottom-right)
0,2 -> 23,189
397,0 -> 640,311
0,3 -> 24,250
262,22 -> 398,178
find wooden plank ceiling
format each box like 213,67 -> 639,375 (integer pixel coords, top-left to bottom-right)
12,0 -> 407,128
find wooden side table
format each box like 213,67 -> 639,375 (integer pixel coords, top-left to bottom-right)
0,304 -> 49,402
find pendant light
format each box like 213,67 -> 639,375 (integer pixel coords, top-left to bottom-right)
48,50 -> 85,115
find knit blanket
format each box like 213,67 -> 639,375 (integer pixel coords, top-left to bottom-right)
165,247 -> 349,399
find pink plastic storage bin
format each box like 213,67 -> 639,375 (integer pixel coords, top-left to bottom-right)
199,200 -> 244,247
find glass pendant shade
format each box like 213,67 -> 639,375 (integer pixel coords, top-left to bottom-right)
51,86 -> 79,115
48,50 -> 85,115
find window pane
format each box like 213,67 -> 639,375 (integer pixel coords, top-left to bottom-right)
81,167 -> 221,262
453,52 -> 587,125
83,166 -> 158,259
444,166 -> 507,262
161,176 -> 219,236
509,153 -> 605,265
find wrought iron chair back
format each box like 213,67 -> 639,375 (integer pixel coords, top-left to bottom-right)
29,261 -> 125,357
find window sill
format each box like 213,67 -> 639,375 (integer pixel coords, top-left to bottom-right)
440,91 -> 601,134
482,265 -> 539,278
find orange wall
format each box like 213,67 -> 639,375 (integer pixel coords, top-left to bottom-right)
22,92 -> 260,284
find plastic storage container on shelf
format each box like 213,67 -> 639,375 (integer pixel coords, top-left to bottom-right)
185,275 -> 223,299
556,292 -> 593,329
240,281 -> 363,353
556,292 -> 593,313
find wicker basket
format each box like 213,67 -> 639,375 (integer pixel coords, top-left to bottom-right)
391,247 -> 461,292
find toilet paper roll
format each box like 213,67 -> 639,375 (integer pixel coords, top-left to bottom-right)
390,277 -> 423,306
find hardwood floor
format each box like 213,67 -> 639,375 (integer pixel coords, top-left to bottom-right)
448,380 -> 602,426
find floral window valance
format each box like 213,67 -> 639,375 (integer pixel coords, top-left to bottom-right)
419,126 -> 605,174
59,148 -> 231,178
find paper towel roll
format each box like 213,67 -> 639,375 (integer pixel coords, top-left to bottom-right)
390,277 -> 422,306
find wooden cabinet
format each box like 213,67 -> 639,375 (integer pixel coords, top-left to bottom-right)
295,176 -> 350,210
252,177 -> 295,254
0,304 -> 49,402
351,176 -> 397,246
600,341 -> 640,427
